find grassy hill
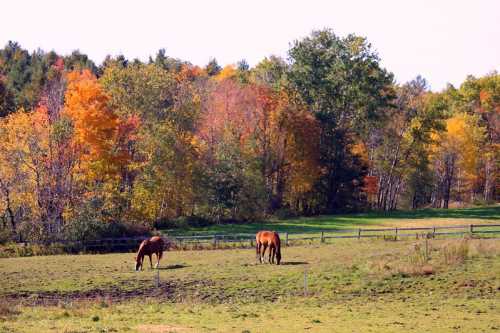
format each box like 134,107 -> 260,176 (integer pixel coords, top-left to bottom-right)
166,205 -> 500,236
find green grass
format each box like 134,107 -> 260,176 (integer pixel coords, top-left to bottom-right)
166,205 -> 500,236
1,237 -> 499,332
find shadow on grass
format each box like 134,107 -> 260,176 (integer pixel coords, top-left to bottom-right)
280,261 -> 309,266
157,264 -> 189,270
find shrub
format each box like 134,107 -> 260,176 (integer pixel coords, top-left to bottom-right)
0,242 -> 64,258
472,198 -> 496,206
64,218 -> 147,241
154,216 -> 213,230
0,228 -> 13,245
274,208 -> 297,220
64,199 -> 149,241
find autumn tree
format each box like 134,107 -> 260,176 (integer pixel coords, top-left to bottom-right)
101,62 -> 199,223
430,113 -> 486,208
64,70 -> 120,174
456,74 -> 499,202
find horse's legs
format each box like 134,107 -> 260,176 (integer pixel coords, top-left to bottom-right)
261,244 -> 268,263
256,242 -> 261,263
269,245 -> 274,264
270,245 -> 275,264
155,251 -> 161,269
148,254 -> 153,269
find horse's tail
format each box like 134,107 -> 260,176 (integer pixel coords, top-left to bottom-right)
159,237 -> 166,259
255,233 -> 260,257
274,232 -> 281,264
255,231 -> 262,260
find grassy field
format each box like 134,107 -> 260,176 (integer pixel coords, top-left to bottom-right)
167,205 -> 500,236
1,236 -> 499,332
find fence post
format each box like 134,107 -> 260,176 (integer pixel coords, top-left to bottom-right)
425,238 -> 429,261
304,269 -> 308,297
432,227 -> 436,238
321,232 -> 324,243
155,269 -> 160,288
469,224 -> 474,234
358,228 -> 361,240
395,228 -> 398,241
213,235 -> 217,249
285,232 -> 289,246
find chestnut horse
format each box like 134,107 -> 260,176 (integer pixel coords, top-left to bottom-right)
256,231 -> 281,265
135,236 -> 165,271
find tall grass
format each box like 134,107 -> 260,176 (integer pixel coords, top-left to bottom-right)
441,239 -> 469,265
369,238 -> 500,278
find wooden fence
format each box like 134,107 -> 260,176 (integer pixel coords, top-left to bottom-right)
27,223 -> 500,252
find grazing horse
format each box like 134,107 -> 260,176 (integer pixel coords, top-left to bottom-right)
256,231 -> 281,265
135,236 -> 165,271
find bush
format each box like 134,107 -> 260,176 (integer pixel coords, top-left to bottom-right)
472,198 -> 496,206
64,199 -> 149,241
0,242 -> 64,258
0,228 -> 13,245
154,216 -> 213,229
64,219 -> 148,241
273,208 -> 297,220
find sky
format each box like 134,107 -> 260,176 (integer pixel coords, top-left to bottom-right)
1,0 -> 499,91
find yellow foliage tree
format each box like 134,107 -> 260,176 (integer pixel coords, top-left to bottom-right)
64,70 -> 120,179
214,65 -> 237,82
430,112 -> 486,206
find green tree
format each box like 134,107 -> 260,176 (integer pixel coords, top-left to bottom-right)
205,58 -> 221,76
288,29 -> 394,212
0,77 -> 15,117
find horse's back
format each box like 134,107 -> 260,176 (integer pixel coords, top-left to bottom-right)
256,231 -> 279,245
150,236 -> 164,251
139,236 -> 164,254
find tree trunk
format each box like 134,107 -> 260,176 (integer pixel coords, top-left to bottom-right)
442,154 -> 456,209
484,157 -> 493,202
0,181 -> 16,232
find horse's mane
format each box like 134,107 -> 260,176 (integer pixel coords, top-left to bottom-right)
137,239 -> 149,258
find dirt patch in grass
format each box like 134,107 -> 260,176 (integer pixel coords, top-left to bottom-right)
0,299 -> 21,319
136,324 -> 192,332
1,279 -> 218,306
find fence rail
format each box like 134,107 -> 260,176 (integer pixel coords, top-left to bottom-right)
19,223 -> 500,252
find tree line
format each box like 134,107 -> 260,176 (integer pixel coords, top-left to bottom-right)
0,29 -> 498,242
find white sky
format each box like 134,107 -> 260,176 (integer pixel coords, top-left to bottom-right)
1,0 -> 499,91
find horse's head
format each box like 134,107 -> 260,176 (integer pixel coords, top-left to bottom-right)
276,250 -> 281,265
134,255 -> 143,271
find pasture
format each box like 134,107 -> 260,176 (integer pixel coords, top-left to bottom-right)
167,205 -> 500,236
1,236 -> 499,332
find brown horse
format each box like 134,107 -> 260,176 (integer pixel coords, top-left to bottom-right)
256,231 -> 281,265
135,236 -> 165,271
